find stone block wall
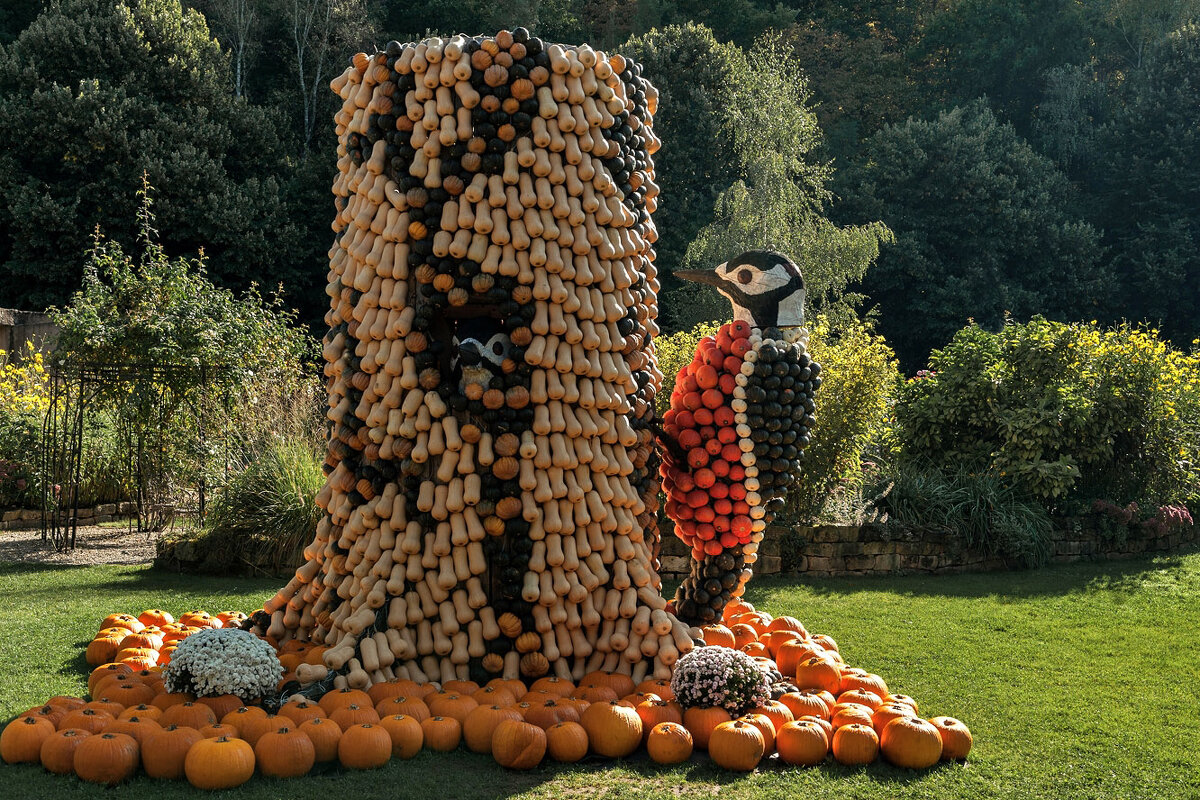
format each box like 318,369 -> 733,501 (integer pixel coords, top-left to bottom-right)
0,502 -> 137,531
655,516 -> 1198,581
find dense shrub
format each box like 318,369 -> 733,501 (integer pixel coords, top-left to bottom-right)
894,317 -> 1200,511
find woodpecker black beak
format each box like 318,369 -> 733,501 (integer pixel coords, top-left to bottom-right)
675,268 -> 724,288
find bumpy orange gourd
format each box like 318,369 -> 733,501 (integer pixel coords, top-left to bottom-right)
185,735 -> 255,790
491,719 -> 546,770
880,717 -> 944,768
708,719 -> 764,772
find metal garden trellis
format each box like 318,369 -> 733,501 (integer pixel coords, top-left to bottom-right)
39,359 -> 235,552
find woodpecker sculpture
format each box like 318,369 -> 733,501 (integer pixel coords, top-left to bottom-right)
658,251 -> 820,626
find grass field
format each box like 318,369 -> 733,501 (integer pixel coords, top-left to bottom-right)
2,551 -> 1198,799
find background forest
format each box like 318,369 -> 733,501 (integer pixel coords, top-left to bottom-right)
1,0 -> 1198,370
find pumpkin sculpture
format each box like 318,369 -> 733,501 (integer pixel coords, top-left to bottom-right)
252,29 -> 693,695
659,254 -> 819,626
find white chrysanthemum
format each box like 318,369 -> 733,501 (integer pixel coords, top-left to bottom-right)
162,628 -> 282,699
670,645 -> 771,714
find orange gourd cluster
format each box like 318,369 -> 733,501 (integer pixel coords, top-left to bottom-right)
694,597 -> 973,770
86,609 -> 248,670
3,602 -> 969,784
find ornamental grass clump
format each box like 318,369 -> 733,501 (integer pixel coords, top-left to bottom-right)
162,628 -> 282,700
670,646 -> 771,715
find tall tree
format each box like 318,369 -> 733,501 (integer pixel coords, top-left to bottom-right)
286,0 -> 370,155
1097,23 -> 1200,347
194,0 -> 261,98
837,101 -> 1107,369
0,0 -> 304,313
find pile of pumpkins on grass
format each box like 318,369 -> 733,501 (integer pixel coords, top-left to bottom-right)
1,602 -> 971,788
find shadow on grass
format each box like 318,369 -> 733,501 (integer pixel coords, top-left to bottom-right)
748,546 -> 1198,602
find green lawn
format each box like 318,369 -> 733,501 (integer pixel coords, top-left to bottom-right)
2,552 -> 1199,799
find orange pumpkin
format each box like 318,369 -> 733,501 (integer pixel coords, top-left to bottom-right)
636,679 -> 676,701
19,705 -> 64,729
374,695 -> 431,722
929,717 -> 973,761
141,724 -> 202,779
840,671 -> 888,697
138,609 -> 174,627
256,726 -> 315,778
2,715 -> 55,764
82,698 -> 124,718
570,684 -> 619,703
708,719 -> 764,772
240,714 -> 290,748
198,722 -> 238,739
196,694 -> 243,720
337,723 -> 391,770
776,719 -> 829,766
379,714 -> 424,759
683,705 -> 732,751
729,624 -> 759,649
700,624 -> 736,648
580,701 -> 642,758
160,701 -> 217,730
298,717 -> 342,763
636,700 -> 683,741
117,703 -> 163,722
39,728 -> 91,774
762,629 -> 804,659
152,691 -> 195,711
739,713 -> 776,754
463,705 -> 523,753
646,721 -> 693,764
491,718 -> 547,770
279,699 -> 327,726
88,663 -> 133,696
831,703 -> 874,730
366,679 -> 411,706
427,692 -> 478,724
523,699 -> 578,730
219,705 -> 268,735
839,688 -> 884,711
86,636 -> 124,666
810,633 -> 839,653
329,703 -> 381,730
880,716 -> 944,768
765,615 -> 808,637
832,723 -> 879,766
545,721 -> 589,763
74,731 -> 139,785
57,708 -> 114,735
795,656 -> 842,694
885,694 -> 920,713
871,702 -> 917,734
103,715 -> 161,746
779,691 -> 831,721
318,688 -> 372,715
581,671 -> 636,698
472,685 -> 518,708
100,614 -> 144,634
184,735 -> 255,789
421,716 -> 462,752
799,714 -> 834,742
530,676 -> 575,697
750,700 -> 793,735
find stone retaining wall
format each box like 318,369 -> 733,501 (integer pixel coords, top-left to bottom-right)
656,516 -> 1198,580
0,503 -> 137,531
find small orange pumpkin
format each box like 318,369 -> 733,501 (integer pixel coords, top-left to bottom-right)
929,716 -> 973,761
426,692 -> 478,724
646,721 -> 693,764
256,726 -> 315,778
708,719 -> 764,772
141,723 -> 202,779
160,701 -> 217,730
700,624 -> 736,648
682,706 -> 731,751
298,717 -> 342,763
329,703 -> 380,730
779,691 -> 831,721
338,723 -> 391,770
279,698 -> 326,726
580,700 -> 642,758
880,717 -> 944,768
57,708 -> 114,735
832,723 -> 879,766
795,656 -> 842,694
219,705 -> 268,735
776,719 -> 829,766
421,716 -> 462,752
39,728 -> 91,774
73,731 -> 139,785
2,715 -> 55,764
545,721 -> 588,763
379,714 -> 424,759
871,701 -> 917,734
184,735 -> 255,789
318,688 -> 372,715
491,719 -> 546,770
374,695 -> 431,722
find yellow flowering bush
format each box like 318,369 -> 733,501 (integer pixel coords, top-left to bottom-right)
0,345 -> 51,507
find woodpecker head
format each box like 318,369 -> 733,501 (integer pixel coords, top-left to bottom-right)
676,251 -> 806,329
452,317 -> 512,395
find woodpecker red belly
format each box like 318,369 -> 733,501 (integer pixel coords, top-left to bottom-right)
660,321 -> 820,626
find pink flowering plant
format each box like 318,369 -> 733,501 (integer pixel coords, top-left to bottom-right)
670,645 -> 771,714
